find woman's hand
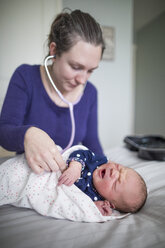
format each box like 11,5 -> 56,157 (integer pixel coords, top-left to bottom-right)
24,127 -> 66,174
58,161 -> 82,186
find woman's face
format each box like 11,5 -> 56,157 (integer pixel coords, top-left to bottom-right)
51,40 -> 102,93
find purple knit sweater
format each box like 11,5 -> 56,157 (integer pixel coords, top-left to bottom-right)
0,64 -> 103,155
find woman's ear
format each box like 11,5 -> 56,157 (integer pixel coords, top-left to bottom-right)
49,42 -> 56,56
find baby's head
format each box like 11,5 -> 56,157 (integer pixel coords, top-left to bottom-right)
92,161 -> 147,213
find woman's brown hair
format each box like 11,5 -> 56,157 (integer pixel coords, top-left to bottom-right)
47,9 -> 105,57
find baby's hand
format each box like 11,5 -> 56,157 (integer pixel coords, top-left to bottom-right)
58,161 -> 81,186
94,200 -> 113,216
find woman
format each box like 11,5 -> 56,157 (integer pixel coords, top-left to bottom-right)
0,9 -> 105,174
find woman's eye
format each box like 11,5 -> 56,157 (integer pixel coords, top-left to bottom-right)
71,65 -> 80,70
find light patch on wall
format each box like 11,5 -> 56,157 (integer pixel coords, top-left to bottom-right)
101,26 -> 115,61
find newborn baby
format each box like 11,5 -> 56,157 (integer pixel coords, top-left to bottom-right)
0,146 -> 147,221
58,149 -> 147,214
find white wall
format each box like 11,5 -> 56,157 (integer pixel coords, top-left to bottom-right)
0,0 -> 134,151
62,0 -> 134,150
0,0 -> 62,108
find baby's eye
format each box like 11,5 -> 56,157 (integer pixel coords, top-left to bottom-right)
118,174 -> 122,183
113,181 -> 117,191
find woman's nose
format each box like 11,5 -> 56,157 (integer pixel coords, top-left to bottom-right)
75,71 -> 88,85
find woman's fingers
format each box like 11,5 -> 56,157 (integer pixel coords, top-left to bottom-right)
42,152 -> 59,172
24,127 -> 66,173
37,159 -> 51,172
28,161 -> 44,174
27,152 -> 60,173
51,147 -> 66,172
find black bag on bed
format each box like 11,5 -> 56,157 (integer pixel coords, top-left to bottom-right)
124,135 -> 165,161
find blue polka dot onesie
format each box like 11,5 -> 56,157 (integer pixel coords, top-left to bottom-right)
67,149 -> 108,201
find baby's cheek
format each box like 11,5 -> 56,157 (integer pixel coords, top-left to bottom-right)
97,180 -> 110,196
103,179 -> 112,188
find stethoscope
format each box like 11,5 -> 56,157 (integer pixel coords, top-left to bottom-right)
44,55 -> 86,153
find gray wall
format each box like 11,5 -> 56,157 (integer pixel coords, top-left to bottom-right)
135,12 -> 165,136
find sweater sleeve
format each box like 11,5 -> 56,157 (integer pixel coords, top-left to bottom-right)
0,65 -> 33,152
82,89 -> 104,156
68,149 -> 107,168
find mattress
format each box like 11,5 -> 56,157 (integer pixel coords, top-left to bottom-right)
0,146 -> 165,248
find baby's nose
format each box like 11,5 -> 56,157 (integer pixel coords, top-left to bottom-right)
111,169 -> 119,179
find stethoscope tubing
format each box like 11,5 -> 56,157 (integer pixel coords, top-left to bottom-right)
44,55 -> 84,153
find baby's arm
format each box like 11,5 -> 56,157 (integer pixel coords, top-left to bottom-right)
94,201 -> 112,216
58,160 -> 82,186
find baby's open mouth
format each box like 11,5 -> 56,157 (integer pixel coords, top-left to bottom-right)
100,168 -> 113,178
101,169 -> 106,178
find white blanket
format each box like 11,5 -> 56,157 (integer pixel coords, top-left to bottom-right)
0,145 -> 129,222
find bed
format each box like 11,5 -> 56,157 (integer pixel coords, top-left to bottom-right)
0,146 -> 165,248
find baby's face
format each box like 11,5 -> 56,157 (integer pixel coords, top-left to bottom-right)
92,161 -> 139,209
